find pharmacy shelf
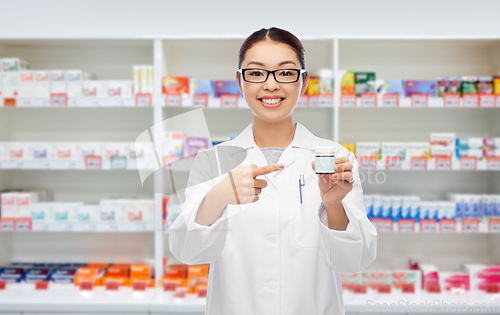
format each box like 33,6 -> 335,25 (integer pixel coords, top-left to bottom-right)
0,285 -> 499,314
362,158 -> 500,171
23,221 -> 155,232
342,96 -> 500,108
0,97 -> 144,108
375,220 -> 499,234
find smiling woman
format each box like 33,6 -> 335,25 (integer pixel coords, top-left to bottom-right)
169,27 -> 377,315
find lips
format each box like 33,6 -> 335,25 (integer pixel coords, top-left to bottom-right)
258,96 -> 285,108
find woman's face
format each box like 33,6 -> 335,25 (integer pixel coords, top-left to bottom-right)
237,40 -> 309,123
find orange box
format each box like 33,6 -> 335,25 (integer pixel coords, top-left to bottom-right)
86,263 -> 109,269
130,264 -> 151,278
103,276 -> 130,287
105,265 -> 129,278
187,265 -> 209,286
130,277 -> 155,288
190,276 -> 208,294
165,265 -> 188,279
74,267 -> 104,286
163,277 -> 188,288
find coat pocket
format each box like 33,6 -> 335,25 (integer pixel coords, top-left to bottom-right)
293,183 -> 322,248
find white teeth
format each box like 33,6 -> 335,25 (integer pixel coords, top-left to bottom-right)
261,98 -> 282,104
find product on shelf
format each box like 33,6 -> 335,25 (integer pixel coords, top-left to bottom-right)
163,263 -> 209,295
1,58 -> 29,98
439,271 -> 470,293
161,132 -> 185,164
380,142 -> 405,160
33,71 -> 50,98
354,72 -> 376,95
319,69 -> 334,94
190,77 -> 214,97
405,80 -> 436,97
494,76 -> 500,94
404,142 -> 430,159
163,76 -> 189,95
363,271 -> 393,292
392,270 -> 421,293
420,264 -> 439,291
355,142 -> 380,158
461,76 -> 478,95
341,270 -> 421,293
214,80 -> 241,98
0,190 -> 49,219
477,77 -> 493,94
130,264 -> 155,287
464,264 -> 500,292
340,71 -> 355,95
383,80 -> 405,97
305,77 -> 320,95
436,77 -> 461,97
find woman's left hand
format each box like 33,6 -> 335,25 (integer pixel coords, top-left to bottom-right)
311,156 -> 354,207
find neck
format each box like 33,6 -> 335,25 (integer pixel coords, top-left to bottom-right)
252,116 -> 296,148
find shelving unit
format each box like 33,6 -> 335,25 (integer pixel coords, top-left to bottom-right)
1,36 -> 500,314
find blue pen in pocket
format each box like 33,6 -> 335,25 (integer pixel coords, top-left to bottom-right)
299,174 -> 305,204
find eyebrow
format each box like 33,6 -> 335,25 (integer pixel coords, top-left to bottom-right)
246,60 -> 297,67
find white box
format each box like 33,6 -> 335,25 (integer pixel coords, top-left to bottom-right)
104,143 -> 129,160
405,142 -> 430,159
106,80 -> 132,98
16,192 -> 38,218
146,66 -> 154,94
140,66 -> 148,93
8,143 -> 33,159
34,71 -> 50,98
53,202 -> 82,221
1,192 -> 17,218
464,264 -> 500,292
80,142 -> 104,159
83,80 -> 97,97
430,144 -> 454,158
77,205 -> 100,221
66,70 -> 83,97
161,132 -> 184,164
2,58 -> 28,97
381,142 -> 405,159
32,143 -> 55,159
356,142 -> 380,157
95,81 -> 108,97
99,199 -> 127,222
0,142 -> 9,159
30,202 -> 55,221
132,66 -> 141,95
50,70 -> 66,94
430,133 -> 455,146
126,199 -> 154,222
19,71 -> 35,97
55,143 -> 81,160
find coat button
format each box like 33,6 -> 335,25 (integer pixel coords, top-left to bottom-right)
267,235 -> 278,244
267,281 -> 277,290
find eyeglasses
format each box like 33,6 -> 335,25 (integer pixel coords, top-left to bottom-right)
238,68 -> 307,83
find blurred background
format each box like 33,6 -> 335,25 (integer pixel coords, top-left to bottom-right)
1,0 -> 500,314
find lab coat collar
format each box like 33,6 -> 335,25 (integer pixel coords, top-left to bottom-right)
229,122 -> 319,179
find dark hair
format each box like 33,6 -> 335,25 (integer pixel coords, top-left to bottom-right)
238,27 -> 306,77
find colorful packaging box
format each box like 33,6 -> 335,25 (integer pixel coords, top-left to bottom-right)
214,80 -> 241,98
392,270 -> 421,293
163,76 -> 189,95
340,143 -> 356,154
190,78 -> 214,97
464,264 -> 500,292
107,80 -> 133,98
77,205 -> 100,221
494,76 -> 500,94
74,267 -> 105,286
439,272 -> 469,292
404,142 -> 430,160
391,196 -> 403,222
354,72 -> 376,95
405,80 -> 436,97
183,136 -> 209,157
381,142 -> 405,159
161,132 -> 184,164
372,195 -> 383,218
420,264 -> 439,290
461,76 -> 477,95
356,142 -> 380,158
383,80 -> 405,97
306,77 -> 321,95
30,202 -> 55,221
436,77 -> 461,97
477,77 -> 493,94
430,133 -> 455,146
364,195 -> 374,219
341,71 -> 355,95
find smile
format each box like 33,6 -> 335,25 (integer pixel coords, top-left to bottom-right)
258,97 -> 285,108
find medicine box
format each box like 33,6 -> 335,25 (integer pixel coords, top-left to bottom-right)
405,80 -> 436,97
34,71 -> 50,98
50,70 -> 66,94
354,72 -> 376,95
404,142 -> 430,160
190,77 -> 214,97
356,142 -> 380,158
163,76 -> 189,95
214,80 -> 241,98
66,70 -> 83,97
19,71 -> 35,97
1,58 -> 29,97
430,133 -> 455,146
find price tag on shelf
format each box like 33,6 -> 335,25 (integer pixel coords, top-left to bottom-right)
485,284 -> 500,294
197,287 -> 208,298
462,218 -> 479,233
107,222 -> 118,231
402,284 -> 415,294
308,95 -> 319,107
4,98 -> 17,107
489,218 -> 500,233
358,156 -> 376,170
39,161 -> 51,169
421,219 -> 437,232
80,281 -> 94,291
341,95 -> 356,107
360,93 -> 377,107
13,160 -> 25,169
18,98 -> 32,107
377,218 -> 393,232
435,157 -> 452,170
135,93 -> 152,107
111,156 -> 127,170
165,93 -> 182,107
398,219 -> 415,233
0,281 -> 6,290
192,94 -> 208,108
381,93 -> 399,107
318,94 -> 333,107
115,99 -> 126,107
163,281 -> 178,292
0,219 -> 14,231
50,93 -> 68,107
427,283 -> 441,294
173,288 -> 187,298
488,157 -> 500,171
353,284 -> 367,294
35,281 -> 49,290
378,284 -> 391,294
85,156 -> 102,170
463,95 -> 478,108
411,94 -> 428,107
479,94 -> 495,108
15,219 -> 31,231
410,157 -> 427,170
105,280 -> 120,291
440,219 -> 456,233
89,99 -> 100,107
460,156 -> 477,170
296,96 -> 308,108
220,95 -> 238,108
443,93 -> 460,108
132,281 -> 147,291
385,156 -> 402,170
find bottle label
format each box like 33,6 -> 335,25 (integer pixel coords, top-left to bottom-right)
315,156 -> 336,174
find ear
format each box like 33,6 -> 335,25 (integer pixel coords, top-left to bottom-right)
300,72 -> 310,96
236,71 -> 244,95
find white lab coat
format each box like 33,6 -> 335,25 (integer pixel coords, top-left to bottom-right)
169,122 -> 377,315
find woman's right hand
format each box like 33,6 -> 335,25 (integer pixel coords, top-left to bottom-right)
219,163 -> 284,205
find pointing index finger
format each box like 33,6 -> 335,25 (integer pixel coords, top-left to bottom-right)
252,163 -> 284,177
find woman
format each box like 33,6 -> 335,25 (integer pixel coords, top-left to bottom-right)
169,27 -> 377,315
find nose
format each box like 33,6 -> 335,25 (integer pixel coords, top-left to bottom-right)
263,72 -> 280,91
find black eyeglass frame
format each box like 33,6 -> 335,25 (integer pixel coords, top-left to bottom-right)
237,68 -> 307,83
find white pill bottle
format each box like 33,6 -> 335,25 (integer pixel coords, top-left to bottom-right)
314,147 -> 336,174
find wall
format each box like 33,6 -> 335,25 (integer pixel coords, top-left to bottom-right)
0,0 -> 499,39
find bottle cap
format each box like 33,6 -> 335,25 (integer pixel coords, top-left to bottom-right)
315,146 -> 336,155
